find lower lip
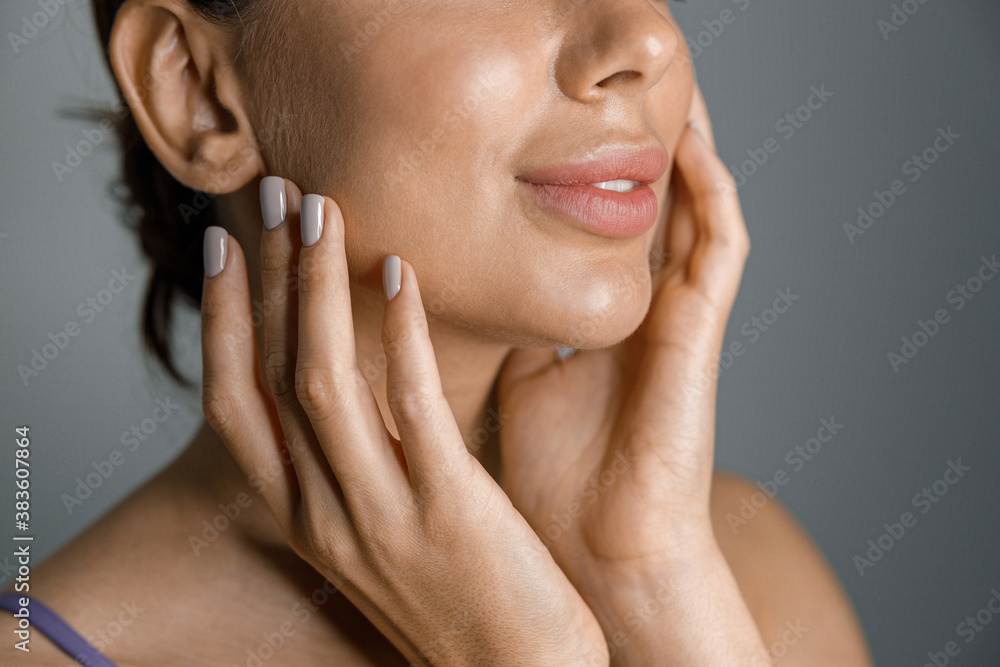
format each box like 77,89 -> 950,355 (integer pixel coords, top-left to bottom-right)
517,181 -> 659,238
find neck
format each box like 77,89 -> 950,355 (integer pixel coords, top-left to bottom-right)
186,191 -> 515,541
348,280 -> 513,478
179,270 -> 514,528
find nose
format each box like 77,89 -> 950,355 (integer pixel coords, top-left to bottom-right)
554,0 -> 679,104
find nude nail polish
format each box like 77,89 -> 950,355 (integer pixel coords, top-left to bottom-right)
688,119 -> 707,143
383,255 -> 401,301
557,347 -> 577,361
204,226 -> 228,278
260,176 -> 287,230
301,194 -> 324,247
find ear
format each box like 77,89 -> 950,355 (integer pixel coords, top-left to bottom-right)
109,0 -> 263,194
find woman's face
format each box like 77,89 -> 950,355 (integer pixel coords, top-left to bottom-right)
244,0 -> 693,349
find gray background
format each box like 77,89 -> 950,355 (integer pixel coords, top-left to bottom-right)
1,0 -> 998,664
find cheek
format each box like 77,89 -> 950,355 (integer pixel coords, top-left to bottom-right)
272,7 -> 679,347
368,39 -> 535,181
307,35 -> 544,287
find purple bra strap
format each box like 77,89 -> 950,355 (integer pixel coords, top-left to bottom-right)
0,592 -> 118,666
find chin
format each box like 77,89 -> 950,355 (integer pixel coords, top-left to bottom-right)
542,267 -> 653,350
562,300 -> 650,350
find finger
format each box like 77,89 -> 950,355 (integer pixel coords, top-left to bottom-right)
658,151 -> 698,289
295,196 -> 407,497
260,175 -> 302,401
657,76 -> 715,281
673,125 -> 750,314
200,227 -> 296,525
687,76 -> 717,153
381,256 -> 470,490
651,80 -> 714,287
657,80 -> 714,288
260,180 -> 355,510
630,127 -> 749,473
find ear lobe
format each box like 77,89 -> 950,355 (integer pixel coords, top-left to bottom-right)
109,0 -> 262,195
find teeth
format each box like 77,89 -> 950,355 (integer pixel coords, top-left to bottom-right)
587,179 -> 641,193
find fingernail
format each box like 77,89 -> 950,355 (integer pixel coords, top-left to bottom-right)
688,119 -> 706,143
301,194 -> 324,247
557,347 -> 577,362
204,226 -> 228,278
383,255 -> 401,301
260,176 -> 287,230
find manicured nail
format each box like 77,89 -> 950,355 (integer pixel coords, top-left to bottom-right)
688,119 -> 706,143
557,347 -> 577,361
383,255 -> 401,301
260,176 -> 287,230
204,226 -> 228,278
301,194 -> 324,247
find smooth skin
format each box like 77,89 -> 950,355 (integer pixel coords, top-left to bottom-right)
3,0 -> 872,664
201,189 -> 608,665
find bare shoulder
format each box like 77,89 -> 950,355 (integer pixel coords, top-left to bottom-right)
0,620 -> 143,667
709,470 -> 874,666
0,474 -> 201,666
0,437 -> 404,667
0,606 -> 75,665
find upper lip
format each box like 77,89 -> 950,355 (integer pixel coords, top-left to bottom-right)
517,144 -> 669,187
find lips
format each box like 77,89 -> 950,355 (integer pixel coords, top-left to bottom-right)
518,147 -> 670,186
517,146 -> 669,238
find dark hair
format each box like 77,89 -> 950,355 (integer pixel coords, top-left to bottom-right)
91,0 -> 263,388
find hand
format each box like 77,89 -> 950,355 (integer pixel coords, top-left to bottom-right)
199,177 -> 609,666
498,83 -> 766,663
